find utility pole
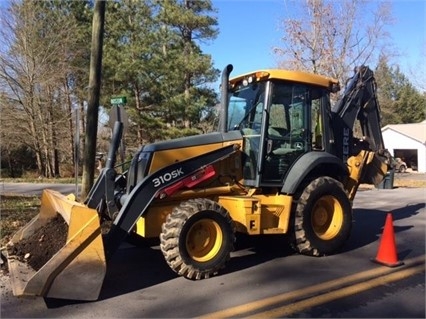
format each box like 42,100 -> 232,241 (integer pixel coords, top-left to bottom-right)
81,0 -> 106,199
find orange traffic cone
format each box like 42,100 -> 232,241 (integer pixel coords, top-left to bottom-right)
371,212 -> 404,267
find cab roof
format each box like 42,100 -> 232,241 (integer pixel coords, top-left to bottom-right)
229,69 -> 339,91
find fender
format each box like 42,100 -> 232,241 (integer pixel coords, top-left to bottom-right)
281,152 -> 349,194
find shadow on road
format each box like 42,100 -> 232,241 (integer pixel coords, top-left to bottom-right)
44,234 -> 295,308
44,201 -> 425,308
344,202 -> 424,256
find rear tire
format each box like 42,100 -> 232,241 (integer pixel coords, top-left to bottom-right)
291,176 -> 352,256
160,198 -> 235,280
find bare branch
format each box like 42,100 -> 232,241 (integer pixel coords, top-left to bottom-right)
275,0 -> 394,85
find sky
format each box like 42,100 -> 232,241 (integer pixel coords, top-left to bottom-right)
201,0 -> 426,91
0,0 -> 423,90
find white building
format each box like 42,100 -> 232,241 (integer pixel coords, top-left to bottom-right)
381,120 -> 426,173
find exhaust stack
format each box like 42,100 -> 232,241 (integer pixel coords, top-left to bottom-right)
219,64 -> 233,133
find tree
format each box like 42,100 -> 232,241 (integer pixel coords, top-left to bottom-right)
0,0 -> 220,179
102,0 -> 219,147
81,0 -> 106,198
156,0 -> 219,131
393,74 -> 426,124
375,56 -> 426,126
374,56 -> 400,125
274,0 -> 393,86
407,43 -> 426,93
0,0 -> 88,177
102,0 -> 163,145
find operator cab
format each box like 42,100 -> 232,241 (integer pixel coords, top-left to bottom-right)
227,70 -> 337,188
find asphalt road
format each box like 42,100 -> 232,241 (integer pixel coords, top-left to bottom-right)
1,186 -> 425,318
0,182 -> 80,196
1,171 -> 423,196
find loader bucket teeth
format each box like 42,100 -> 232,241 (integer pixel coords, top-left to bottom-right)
5,189 -> 106,301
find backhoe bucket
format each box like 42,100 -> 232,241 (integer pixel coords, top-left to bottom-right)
6,189 -> 106,301
361,152 -> 390,185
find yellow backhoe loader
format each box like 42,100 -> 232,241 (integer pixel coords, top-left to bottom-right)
4,64 -> 390,301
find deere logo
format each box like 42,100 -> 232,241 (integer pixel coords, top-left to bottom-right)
343,127 -> 350,162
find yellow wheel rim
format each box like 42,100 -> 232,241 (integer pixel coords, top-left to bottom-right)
186,219 -> 223,262
311,195 -> 343,240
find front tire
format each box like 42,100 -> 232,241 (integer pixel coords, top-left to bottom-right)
160,198 -> 235,280
291,176 -> 352,256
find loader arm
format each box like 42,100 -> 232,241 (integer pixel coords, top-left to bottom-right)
84,121 -> 124,218
104,144 -> 239,259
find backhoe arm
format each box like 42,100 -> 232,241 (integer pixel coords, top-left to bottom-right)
332,65 -> 387,154
331,66 -> 391,194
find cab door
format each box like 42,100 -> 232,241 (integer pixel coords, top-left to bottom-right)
240,86 -> 268,186
260,83 -> 311,186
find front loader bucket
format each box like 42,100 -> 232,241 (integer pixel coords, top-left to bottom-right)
6,189 -> 106,301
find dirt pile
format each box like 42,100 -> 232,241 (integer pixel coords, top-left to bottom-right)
7,214 -> 68,271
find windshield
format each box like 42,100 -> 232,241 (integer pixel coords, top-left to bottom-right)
227,82 -> 267,131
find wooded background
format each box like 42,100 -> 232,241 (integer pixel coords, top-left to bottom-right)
1,0 -> 425,180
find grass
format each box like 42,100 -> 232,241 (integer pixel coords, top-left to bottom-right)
394,179 -> 426,188
0,195 -> 40,246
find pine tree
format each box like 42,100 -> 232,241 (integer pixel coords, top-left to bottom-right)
102,0 -> 162,145
375,56 -> 426,126
156,0 -> 219,134
375,56 -> 401,126
102,0 -> 220,147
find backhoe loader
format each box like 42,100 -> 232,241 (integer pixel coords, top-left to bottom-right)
5,64 -> 391,301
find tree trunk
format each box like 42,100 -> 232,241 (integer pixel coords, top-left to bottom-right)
81,0 -> 106,199
65,80 -> 75,168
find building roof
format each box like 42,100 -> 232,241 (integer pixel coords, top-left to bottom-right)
382,120 -> 426,144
